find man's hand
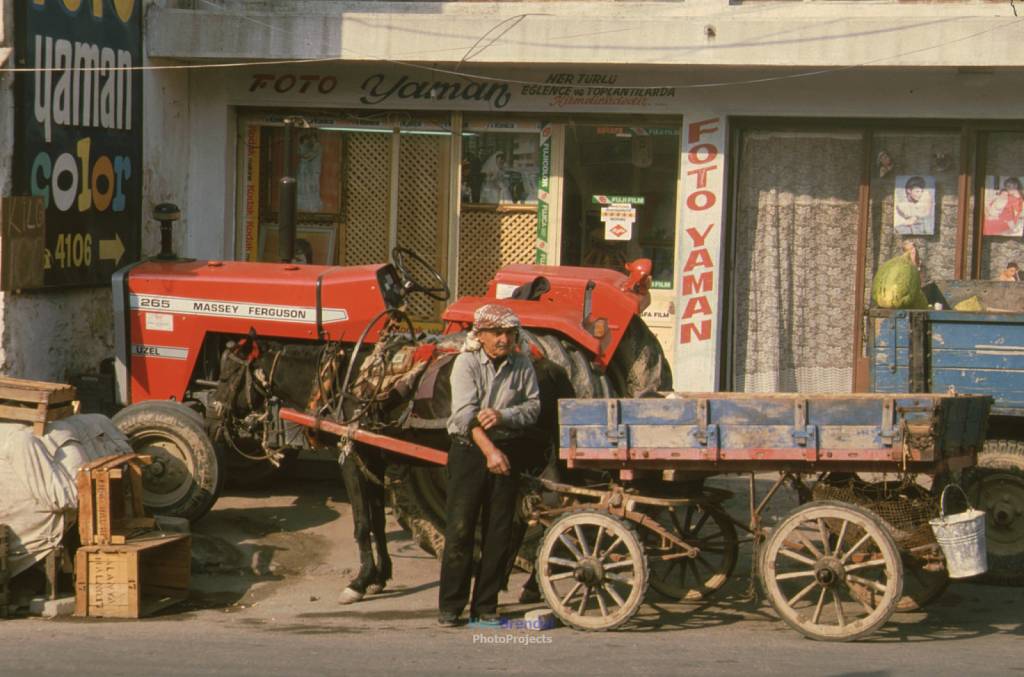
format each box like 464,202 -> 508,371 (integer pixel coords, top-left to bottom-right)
484,448 -> 510,476
476,408 -> 502,430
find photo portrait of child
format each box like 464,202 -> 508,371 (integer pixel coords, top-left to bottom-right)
893,175 -> 936,236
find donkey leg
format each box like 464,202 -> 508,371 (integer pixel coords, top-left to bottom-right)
339,456 -> 379,604
366,456 -> 392,595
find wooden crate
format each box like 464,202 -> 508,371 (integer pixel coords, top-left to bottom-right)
0,375 -> 76,435
75,533 -> 191,618
77,454 -> 155,546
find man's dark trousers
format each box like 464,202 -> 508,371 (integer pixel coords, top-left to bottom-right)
438,437 -> 526,617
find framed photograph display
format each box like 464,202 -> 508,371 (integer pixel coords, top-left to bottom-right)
259,224 -> 337,265
265,129 -> 343,216
983,175 -> 1024,237
893,175 -> 936,236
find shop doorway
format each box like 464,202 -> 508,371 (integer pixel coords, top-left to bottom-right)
559,124 -> 680,291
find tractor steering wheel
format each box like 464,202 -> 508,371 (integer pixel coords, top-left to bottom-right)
392,246 -> 451,301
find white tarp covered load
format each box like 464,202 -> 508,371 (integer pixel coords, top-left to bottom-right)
0,414 -> 133,577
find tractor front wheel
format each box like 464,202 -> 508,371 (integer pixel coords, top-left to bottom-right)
112,401 -> 225,522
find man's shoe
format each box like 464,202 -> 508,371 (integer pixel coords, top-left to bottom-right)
518,587 -> 541,604
472,612 -> 504,627
437,611 -> 459,627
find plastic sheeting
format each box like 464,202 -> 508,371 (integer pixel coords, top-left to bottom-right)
0,414 -> 133,578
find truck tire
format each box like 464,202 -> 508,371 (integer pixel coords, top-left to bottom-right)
607,316 -> 673,397
962,438 -> 1024,586
112,401 -> 224,522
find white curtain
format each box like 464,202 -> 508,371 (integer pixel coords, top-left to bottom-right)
732,131 -> 862,393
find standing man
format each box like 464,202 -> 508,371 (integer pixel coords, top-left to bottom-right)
438,304 -> 540,627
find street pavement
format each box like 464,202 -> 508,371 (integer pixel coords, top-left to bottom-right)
1,470 -> 1021,676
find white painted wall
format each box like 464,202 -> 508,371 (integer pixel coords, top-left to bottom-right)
0,0 -> 190,383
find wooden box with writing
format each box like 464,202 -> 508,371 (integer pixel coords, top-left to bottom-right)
77,453 -> 155,546
74,533 -> 191,618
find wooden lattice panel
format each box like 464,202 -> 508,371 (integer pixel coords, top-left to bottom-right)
341,133 -> 391,266
458,208 -> 537,297
397,134 -> 449,321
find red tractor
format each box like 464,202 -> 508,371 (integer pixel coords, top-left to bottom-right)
110,205 -> 671,552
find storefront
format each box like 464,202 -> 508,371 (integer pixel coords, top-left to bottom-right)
229,64 -> 686,349
162,52 -> 1024,397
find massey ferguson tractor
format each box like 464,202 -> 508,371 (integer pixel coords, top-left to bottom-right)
110,203 -> 671,554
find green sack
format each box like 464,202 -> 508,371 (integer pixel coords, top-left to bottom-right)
872,252 -> 928,309
954,295 -> 985,312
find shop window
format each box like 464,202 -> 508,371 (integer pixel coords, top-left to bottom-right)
458,124 -> 544,296
731,130 -> 863,393
864,131 -> 961,304
560,125 -> 679,289
258,127 -> 344,265
461,131 -> 540,205
978,132 -> 1024,280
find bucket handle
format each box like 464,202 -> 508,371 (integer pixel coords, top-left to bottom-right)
938,484 -> 974,518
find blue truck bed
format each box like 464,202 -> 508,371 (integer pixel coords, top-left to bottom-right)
868,308 -> 1024,416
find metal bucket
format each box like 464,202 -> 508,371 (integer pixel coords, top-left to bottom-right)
929,485 -> 987,579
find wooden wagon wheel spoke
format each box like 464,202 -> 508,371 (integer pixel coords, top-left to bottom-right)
574,525 -> 591,559
787,580 -> 819,606
603,559 -> 636,570
811,588 -> 827,624
559,581 -> 583,606
760,501 -> 903,642
817,519 -> 832,556
832,591 -> 847,627
605,572 -> 636,584
847,574 -> 888,594
559,533 -> 584,561
793,529 -> 825,560
844,558 -> 887,572
595,587 -> 609,617
591,525 -> 605,557
839,533 -> 873,564
692,509 -> 711,535
548,571 -> 576,582
577,586 -> 591,615
776,569 -> 817,581
547,556 -> 579,569
604,582 -> 626,607
779,547 -> 818,567
598,535 -> 624,562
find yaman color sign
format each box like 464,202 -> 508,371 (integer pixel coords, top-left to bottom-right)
14,0 -> 142,288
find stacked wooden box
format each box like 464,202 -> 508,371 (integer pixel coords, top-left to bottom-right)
74,454 -> 191,618
0,376 -> 76,434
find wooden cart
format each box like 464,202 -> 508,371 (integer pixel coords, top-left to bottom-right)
530,392 -> 991,641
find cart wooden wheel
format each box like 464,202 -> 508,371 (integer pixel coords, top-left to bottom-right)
643,504 -> 738,601
536,509 -> 649,631
760,501 -> 904,642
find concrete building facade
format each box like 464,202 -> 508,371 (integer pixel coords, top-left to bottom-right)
2,0 -> 1022,393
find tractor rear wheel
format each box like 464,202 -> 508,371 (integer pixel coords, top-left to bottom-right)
112,401 -> 225,522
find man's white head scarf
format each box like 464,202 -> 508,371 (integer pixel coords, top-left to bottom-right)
462,303 -> 521,352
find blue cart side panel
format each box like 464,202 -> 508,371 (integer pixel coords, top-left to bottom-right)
868,309 -> 1024,416
558,394 -> 989,461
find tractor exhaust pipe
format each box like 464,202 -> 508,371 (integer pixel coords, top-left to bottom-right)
278,117 -> 299,262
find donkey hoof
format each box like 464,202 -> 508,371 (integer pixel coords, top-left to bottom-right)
337,587 -> 365,605
366,583 -> 385,595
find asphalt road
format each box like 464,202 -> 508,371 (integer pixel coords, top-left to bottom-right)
1,473 -> 1021,676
